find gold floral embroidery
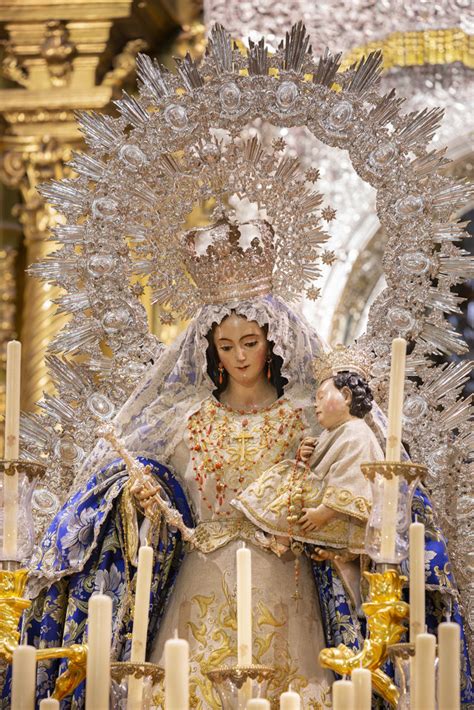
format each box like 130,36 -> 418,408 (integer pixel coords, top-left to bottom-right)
322,485 -> 371,521
191,518 -> 264,553
181,572 -> 330,709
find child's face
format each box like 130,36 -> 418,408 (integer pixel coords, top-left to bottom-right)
315,378 -> 352,430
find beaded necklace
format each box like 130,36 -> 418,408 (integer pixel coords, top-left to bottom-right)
187,397 -> 305,516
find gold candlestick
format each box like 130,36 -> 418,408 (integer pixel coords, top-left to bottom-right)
0,459 -> 88,701
319,569 -> 408,708
0,568 -> 31,660
206,664 -> 276,710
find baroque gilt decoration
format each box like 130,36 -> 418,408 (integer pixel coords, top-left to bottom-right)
0,0 -> 199,411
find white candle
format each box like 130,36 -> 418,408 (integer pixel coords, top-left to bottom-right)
409,521 -> 425,642
438,622 -> 460,710
352,668 -> 371,709
3,340 -> 21,558
11,644 -> 36,710
85,592 -> 112,710
413,632 -> 436,710
39,699 -> 60,709
332,679 -> 354,710
280,687 -> 301,709
380,337 -> 406,560
164,633 -> 189,710
237,543 -> 252,665
247,701 -> 270,709
127,544 -> 154,710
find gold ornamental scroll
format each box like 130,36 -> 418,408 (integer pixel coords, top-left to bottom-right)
341,27 -> 474,72
0,0 -> 193,410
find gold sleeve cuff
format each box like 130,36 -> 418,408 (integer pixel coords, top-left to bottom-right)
322,486 -> 371,521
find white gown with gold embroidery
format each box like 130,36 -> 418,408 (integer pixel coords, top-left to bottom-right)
150,396 -> 334,709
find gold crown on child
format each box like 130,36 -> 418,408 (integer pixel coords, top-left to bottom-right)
313,344 -> 373,383
184,217 -> 276,305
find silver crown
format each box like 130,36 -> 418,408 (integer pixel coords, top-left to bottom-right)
183,217 -> 275,305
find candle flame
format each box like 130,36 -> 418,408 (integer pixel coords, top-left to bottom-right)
174,628 -> 178,639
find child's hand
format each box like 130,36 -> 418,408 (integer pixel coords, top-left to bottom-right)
299,504 -> 337,531
311,547 -> 358,563
296,436 -> 317,462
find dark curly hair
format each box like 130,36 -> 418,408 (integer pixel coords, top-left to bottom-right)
333,370 -> 373,418
205,316 -> 287,398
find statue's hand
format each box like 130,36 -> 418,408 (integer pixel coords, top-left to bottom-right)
311,547 -> 358,563
296,436 -> 316,463
130,472 -> 164,517
300,504 -> 336,531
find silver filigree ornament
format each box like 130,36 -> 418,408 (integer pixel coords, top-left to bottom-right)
87,393 -> 115,420
368,142 -> 398,172
101,304 -> 133,334
164,104 -> 190,132
403,394 -> 429,422
86,253 -> 116,278
219,81 -> 242,115
275,80 -> 299,111
119,143 -> 147,169
91,197 -> 119,220
400,252 -> 431,275
23,23 -> 473,620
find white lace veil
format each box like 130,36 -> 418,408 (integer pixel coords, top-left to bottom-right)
76,294 -> 328,486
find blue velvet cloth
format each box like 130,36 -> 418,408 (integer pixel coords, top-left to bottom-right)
3,464 -> 472,708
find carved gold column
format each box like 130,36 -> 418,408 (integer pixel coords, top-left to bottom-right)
0,2 -> 158,411
0,246 -> 18,448
0,139 -> 77,411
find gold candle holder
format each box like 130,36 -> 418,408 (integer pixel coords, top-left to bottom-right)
110,661 -> 164,709
319,568 -> 408,708
0,460 -> 88,701
0,568 -> 31,660
387,642 -> 415,709
206,664 -> 275,709
0,568 -> 89,700
110,660 -> 164,684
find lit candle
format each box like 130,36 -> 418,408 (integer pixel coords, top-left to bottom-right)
85,591 -> 112,710
237,543 -> 252,665
39,698 -> 60,709
164,632 -> 189,710
351,667 -> 371,709
127,544 -> 154,710
413,632 -> 436,710
3,340 -> 21,559
237,543 -> 253,704
247,701 -> 270,709
11,644 -> 36,710
280,686 -> 301,709
380,337 -> 406,560
438,621 -> 460,710
332,679 -> 354,710
409,521 -> 425,642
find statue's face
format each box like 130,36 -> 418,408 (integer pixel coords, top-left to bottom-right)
315,378 -> 352,430
214,313 -> 268,388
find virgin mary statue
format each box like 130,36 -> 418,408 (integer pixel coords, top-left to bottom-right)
18,216 -> 473,708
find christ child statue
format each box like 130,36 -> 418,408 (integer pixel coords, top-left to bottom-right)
232,354 -> 383,555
